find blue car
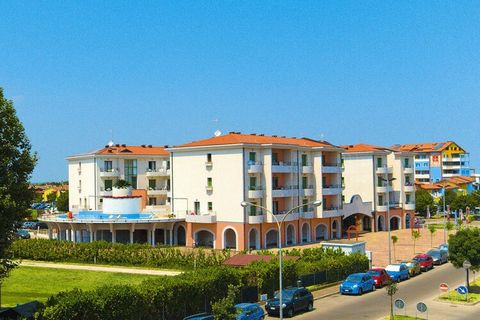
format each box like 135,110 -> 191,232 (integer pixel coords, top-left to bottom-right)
339,273 -> 376,295
183,313 -> 214,320
385,264 -> 410,282
235,303 -> 264,320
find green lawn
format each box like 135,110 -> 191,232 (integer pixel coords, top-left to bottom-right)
384,316 -> 425,320
1,266 -> 161,307
438,278 -> 480,304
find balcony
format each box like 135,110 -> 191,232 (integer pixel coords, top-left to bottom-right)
145,168 -> 170,177
377,204 -> 387,212
321,206 -> 342,218
322,185 -> 342,195
267,211 -> 299,223
376,185 -> 392,193
403,167 -> 414,174
185,211 -> 216,223
205,185 -> 213,192
99,187 -> 112,197
300,209 -> 315,219
272,186 -> 299,197
271,161 -> 298,173
205,161 -> 213,169
248,214 -> 265,224
322,163 -> 342,174
248,186 -> 264,199
376,166 -> 393,174
301,186 -> 315,197
247,161 -> 263,173
301,164 -> 313,174
147,187 -> 169,196
404,203 -> 415,211
404,184 -> 415,192
99,168 -> 120,178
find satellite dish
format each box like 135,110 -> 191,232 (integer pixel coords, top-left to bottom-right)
214,130 -> 222,137
107,140 -> 114,147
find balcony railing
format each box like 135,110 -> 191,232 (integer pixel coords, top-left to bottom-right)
185,211 -> 216,223
145,168 -> 170,176
247,161 -> 263,173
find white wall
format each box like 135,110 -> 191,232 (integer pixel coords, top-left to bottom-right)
342,154 -> 375,209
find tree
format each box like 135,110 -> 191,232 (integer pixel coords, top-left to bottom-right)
411,230 -> 421,255
446,221 -> 454,235
385,280 -> 398,320
56,191 -> 69,212
0,88 -> 37,279
391,235 -> 398,262
415,189 -> 436,216
444,189 -> 458,209
211,284 -> 239,320
427,224 -> 436,248
448,228 -> 480,272
114,179 -> 131,189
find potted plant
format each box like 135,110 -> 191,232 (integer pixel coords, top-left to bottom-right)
112,180 -> 132,197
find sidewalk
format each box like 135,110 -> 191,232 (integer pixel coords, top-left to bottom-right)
18,260 -> 182,276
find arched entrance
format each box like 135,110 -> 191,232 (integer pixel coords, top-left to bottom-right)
315,224 -> 328,241
377,215 -> 385,231
223,228 -> 237,249
286,224 -> 295,245
405,213 -> 411,229
195,230 -> 214,248
390,216 -> 400,230
248,228 -> 260,250
265,229 -> 278,248
301,223 -> 310,243
176,225 -> 186,246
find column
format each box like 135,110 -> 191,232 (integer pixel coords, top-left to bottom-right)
110,224 -> 116,243
130,227 -> 134,244
147,229 -> 152,245
89,226 -> 95,243
48,228 -> 52,240
163,228 -> 167,244
152,229 -> 156,247
169,226 -> 173,245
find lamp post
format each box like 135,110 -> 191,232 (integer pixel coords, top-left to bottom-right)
380,176 -> 396,265
241,199 -> 322,320
443,186 -> 446,243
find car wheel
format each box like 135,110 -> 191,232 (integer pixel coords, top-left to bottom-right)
372,284 -> 376,291
358,288 -> 363,295
307,302 -> 313,312
287,308 -> 294,318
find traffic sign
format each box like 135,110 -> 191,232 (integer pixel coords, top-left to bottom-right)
463,260 -> 472,269
394,299 -> 405,309
439,283 -> 449,292
416,302 -> 427,313
457,286 -> 468,295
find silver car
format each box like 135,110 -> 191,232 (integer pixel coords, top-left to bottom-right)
427,249 -> 448,265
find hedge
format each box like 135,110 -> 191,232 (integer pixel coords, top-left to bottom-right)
11,239 -> 230,270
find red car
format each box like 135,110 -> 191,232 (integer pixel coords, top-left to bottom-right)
413,254 -> 434,271
367,268 -> 391,288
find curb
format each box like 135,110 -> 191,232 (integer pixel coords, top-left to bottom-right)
433,297 -> 480,306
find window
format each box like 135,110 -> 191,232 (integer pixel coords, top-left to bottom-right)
148,161 -> 156,171
405,175 -> 411,185
378,195 -> 384,205
404,158 -> 410,168
208,202 -> 213,211
250,201 -> 257,216
302,198 -> 308,212
302,176 -> 308,189
406,194 -> 411,203
104,180 -> 113,190
104,160 -> 113,171
149,179 -> 156,190
166,179 -> 170,190
341,177 -> 345,188
301,154 -> 308,166
148,197 -> 157,206
78,162 -> 81,175
273,201 -> 279,214
377,176 -> 383,187
207,177 -> 213,187
272,176 -> 279,189
124,159 -> 137,189
272,152 -> 278,164
249,176 -> 257,190
194,201 -> 200,214
249,152 -> 256,162
377,157 -> 383,168
78,180 -> 82,190
207,153 -> 212,162
166,160 -> 171,170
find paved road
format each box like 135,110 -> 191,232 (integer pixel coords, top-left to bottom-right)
273,263 -> 479,320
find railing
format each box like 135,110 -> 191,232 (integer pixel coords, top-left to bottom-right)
247,161 -> 263,165
146,167 -> 169,174
322,162 -> 340,167
272,161 -> 298,166
248,185 -> 264,191
323,184 -> 341,188
100,168 -> 119,173
302,185 -> 314,189
273,185 -> 299,190
404,182 -> 414,186
323,206 -> 340,211
100,187 -> 112,191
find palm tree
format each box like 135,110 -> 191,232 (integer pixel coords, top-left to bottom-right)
391,235 -> 398,262
411,230 -> 421,255
427,224 -> 436,248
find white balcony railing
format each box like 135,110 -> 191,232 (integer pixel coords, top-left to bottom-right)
247,161 -> 263,173
322,185 -> 342,195
404,167 -> 414,174
301,165 -> 313,174
185,211 -> 216,223
248,186 -> 264,198
248,214 -> 265,224
404,203 -> 415,210
147,187 -> 169,196
376,166 -> 393,174
99,187 -> 112,197
99,168 -> 120,178
302,186 -> 315,197
267,211 -> 299,223
272,186 -> 299,197
271,161 -> 298,173
404,185 -> 415,192
322,162 -> 342,174
145,168 -> 170,177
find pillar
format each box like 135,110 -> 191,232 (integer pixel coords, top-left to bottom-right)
48,228 -> 52,240
152,229 -> 156,247
147,229 -> 152,245
130,227 -> 134,244
169,226 -> 174,245
89,226 -> 94,243
163,228 -> 167,244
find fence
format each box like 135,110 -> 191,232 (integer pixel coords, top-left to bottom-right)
298,269 -> 347,287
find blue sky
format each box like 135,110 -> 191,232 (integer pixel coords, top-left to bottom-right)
1,1 -> 479,182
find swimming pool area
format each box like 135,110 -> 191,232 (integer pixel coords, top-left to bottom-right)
54,211 -> 155,222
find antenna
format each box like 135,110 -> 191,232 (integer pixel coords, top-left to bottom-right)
320,133 -> 325,140
107,129 -> 114,147
212,118 -> 221,137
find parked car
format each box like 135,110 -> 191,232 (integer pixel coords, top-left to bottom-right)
339,273 -> 376,295
413,254 -> 434,271
235,303 -> 264,320
402,260 -> 422,277
367,268 -> 391,288
265,287 -> 314,317
385,264 -> 410,282
183,313 -> 214,320
15,229 -> 31,239
427,249 -> 448,265
438,243 -> 449,258
22,221 -> 39,229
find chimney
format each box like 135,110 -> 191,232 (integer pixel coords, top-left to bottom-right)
122,144 -> 126,147
148,145 -> 152,148
141,144 -> 146,148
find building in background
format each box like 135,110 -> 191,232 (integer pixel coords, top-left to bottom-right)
391,141 -> 470,183
342,144 -> 416,232
416,176 -> 478,199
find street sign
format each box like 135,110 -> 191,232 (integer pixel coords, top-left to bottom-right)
463,260 -> 472,269
439,283 -> 449,292
394,299 -> 405,309
416,302 -> 427,313
457,286 -> 468,295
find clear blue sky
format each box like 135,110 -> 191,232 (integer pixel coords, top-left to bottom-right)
1,1 -> 479,182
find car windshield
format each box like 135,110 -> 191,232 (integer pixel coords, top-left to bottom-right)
428,251 -> 440,257
405,262 -> 414,267
367,271 -> 381,276
274,290 -> 294,300
386,265 -> 401,272
346,274 -> 363,282
414,257 -> 428,262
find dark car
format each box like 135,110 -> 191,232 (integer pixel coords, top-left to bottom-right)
265,287 -> 314,317
367,268 -> 391,288
413,254 -> 434,271
235,303 -> 264,320
15,229 -> 31,239
183,313 -> 214,320
427,249 -> 448,265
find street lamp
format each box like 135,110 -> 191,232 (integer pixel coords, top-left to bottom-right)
380,176 -> 396,265
241,199 -> 322,319
442,185 -> 447,243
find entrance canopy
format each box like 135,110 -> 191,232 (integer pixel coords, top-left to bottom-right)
342,195 -> 373,220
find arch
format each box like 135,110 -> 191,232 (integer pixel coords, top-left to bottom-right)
286,224 -> 296,245
222,227 -> 237,250
194,229 -> 215,248
315,224 -> 328,241
377,215 -> 385,232
405,213 -> 412,229
390,216 -> 401,231
176,225 -> 186,246
265,229 -> 278,249
331,220 -> 339,239
301,223 -> 311,243
248,228 -> 260,250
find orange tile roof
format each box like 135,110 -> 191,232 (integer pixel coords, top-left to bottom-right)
95,145 -> 169,156
341,143 -> 393,153
174,132 -> 339,148
390,142 -> 452,153
446,176 -> 475,184
417,176 -> 475,191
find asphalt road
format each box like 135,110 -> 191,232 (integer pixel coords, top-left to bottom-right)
268,263 -> 479,320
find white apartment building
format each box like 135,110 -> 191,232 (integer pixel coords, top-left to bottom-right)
67,143 -> 171,213
342,144 -> 416,232
168,132 -> 345,250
